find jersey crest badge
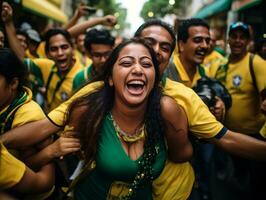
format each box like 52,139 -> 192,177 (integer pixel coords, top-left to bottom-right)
232,75 -> 242,87
60,91 -> 69,101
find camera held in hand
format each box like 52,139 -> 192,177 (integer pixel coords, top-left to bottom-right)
193,77 -> 216,108
193,76 -> 232,110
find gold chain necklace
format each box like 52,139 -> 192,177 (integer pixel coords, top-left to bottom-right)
110,113 -> 145,143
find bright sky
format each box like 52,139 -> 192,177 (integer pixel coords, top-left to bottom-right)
116,0 -> 147,36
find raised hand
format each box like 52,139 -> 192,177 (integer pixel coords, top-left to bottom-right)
1,2 -> 13,23
101,15 -> 117,27
75,4 -> 96,18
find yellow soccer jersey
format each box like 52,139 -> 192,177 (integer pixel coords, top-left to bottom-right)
173,55 -> 210,88
0,87 -> 45,130
29,58 -> 82,111
12,99 -> 46,128
74,50 -> 92,69
203,51 -> 228,78
48,81 -> 103,126
37,42 -> 47,58
222,53 -> 266,134
163,78 -> 225,139
0,143 -> 26,189
0,88 -> 45,157
153,160 -> 194,200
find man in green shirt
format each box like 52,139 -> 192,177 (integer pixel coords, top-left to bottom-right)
72,28 -> 115,91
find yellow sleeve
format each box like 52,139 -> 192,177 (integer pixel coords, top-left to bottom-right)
12,100 -> 46,129
253,55 -> 266,93
48,81 -> 103,126
0,143 -> 26,189
30,58 -> 54,83
260,122 -> 266,138
164,78 -> 225,138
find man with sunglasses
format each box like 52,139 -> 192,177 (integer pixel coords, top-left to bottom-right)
215,21 -> 266,200
72,28 -> 115,91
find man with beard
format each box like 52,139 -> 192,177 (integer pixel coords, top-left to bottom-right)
72,28 -> 115,91
214,21 -> 266,200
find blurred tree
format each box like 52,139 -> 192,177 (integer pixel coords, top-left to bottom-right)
140,0 -> 192,21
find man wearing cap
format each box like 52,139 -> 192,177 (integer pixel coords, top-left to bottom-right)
25,29 -> 42,59
215,21 -> 266,199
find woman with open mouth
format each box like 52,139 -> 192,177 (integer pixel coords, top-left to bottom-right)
61,38 -> 191,200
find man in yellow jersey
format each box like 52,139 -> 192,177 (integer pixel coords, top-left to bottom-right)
3,19 -> 266,200
26,29 -> 84,111
72,28 -> 115,91
165,18 -> 226,121
164,18 -> 229,200
218,22 -> 266,135
214,21 -> 266,200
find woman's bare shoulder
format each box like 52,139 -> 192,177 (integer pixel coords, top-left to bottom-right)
160,95 -> 187,120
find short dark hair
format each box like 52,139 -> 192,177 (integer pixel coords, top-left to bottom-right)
44,29 -> 73,53
178,18 -> 210,42
134,19 -> 176,54
0,48 -> 28,92
84,28 -> 115,52
16,29 -> 28,40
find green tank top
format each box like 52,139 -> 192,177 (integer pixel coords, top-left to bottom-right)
74,113 -> 166,200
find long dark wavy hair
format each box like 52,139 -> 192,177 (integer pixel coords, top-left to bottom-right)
67,38 -> 164,197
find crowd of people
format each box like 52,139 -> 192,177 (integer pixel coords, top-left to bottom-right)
0,1 -> 265,200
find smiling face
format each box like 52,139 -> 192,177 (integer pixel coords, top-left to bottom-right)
179,25 -> 210,66
109,43 -> 156,107
228,29 -> 249,58
47,34 -> 74,73
140,26 -> 173,75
